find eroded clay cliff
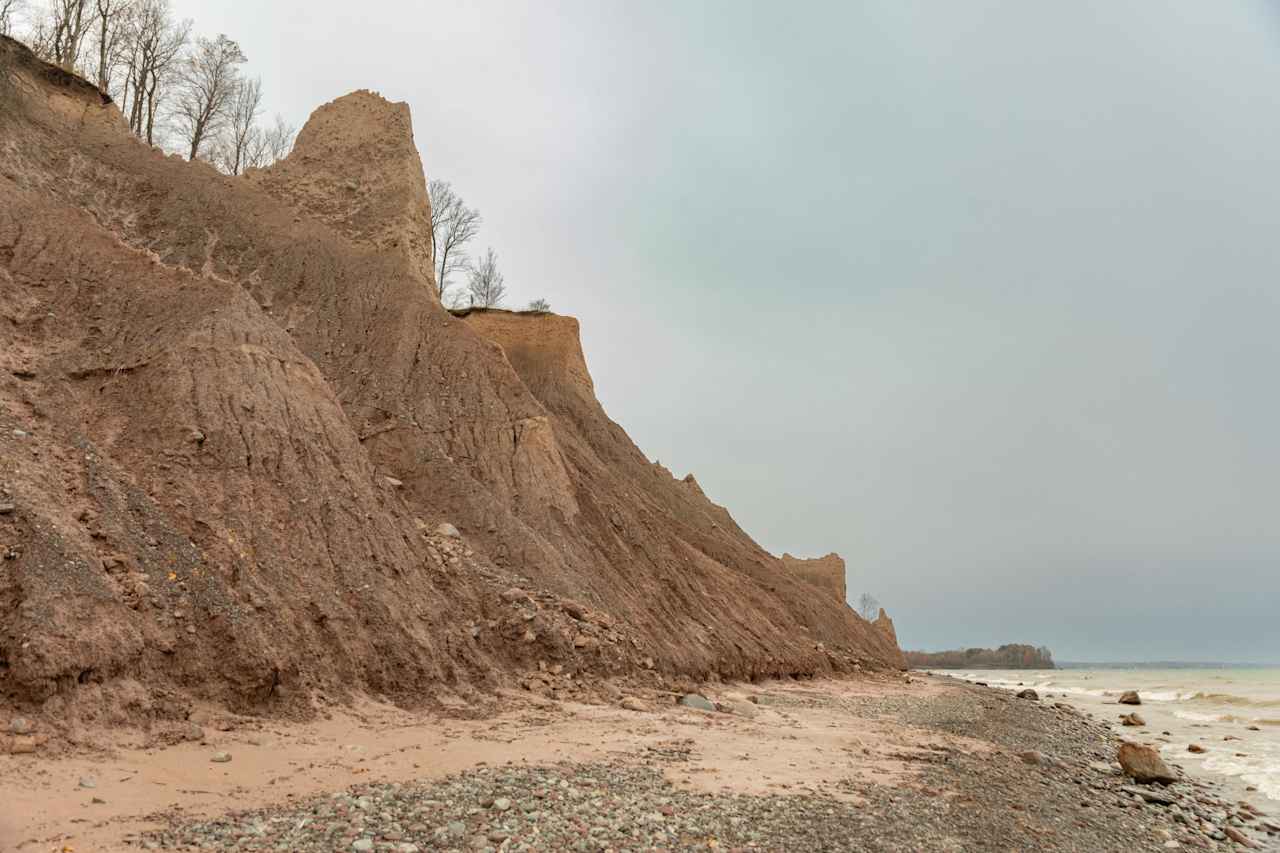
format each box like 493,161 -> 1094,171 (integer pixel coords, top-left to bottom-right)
0,37 -> 901,739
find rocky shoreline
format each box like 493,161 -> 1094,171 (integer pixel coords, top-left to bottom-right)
117,677 -> 1277,852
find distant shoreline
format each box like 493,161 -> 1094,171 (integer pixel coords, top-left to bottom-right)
1057,661 -> 1279,670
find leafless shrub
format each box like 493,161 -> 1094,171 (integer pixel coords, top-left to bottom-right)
466,247 -> 506,308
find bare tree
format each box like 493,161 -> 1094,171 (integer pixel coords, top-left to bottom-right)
0,0 -> 24,36
32,0 -> 97,71
119,0 -> 189,145
856,593 -> 880,621
427,179 -> 480,300
264,114 -> 294,160
88,0 -> 131,93
214,74 -> 260,174
173,32 -> 244,161
526,298 -> 551,313
466,247 -> 506,308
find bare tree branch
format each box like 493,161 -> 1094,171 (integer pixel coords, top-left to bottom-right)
0,0 -> 24,36
856,593 -> 880,622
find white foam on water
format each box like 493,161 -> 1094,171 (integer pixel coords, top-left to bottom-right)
1173,710 -> 1226,723
1201,753 -> 1280,802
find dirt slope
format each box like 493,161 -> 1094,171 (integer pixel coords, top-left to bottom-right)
0,37 -> 901,741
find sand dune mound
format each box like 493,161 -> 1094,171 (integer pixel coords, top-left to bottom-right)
0,36 -> 900,737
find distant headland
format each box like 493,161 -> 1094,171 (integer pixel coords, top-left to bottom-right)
905,644 -> 1055,670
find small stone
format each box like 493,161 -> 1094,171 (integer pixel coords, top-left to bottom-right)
383,476 -> 404,488
352,840 -> 374,852
210,751 -> 232,763
1224,826 -> 1259,848
1016,689 -> 1039,701
716,700 -> 758,719
434,522 -> 461,538
620,697 -> 648,712
79,776 -> 97,789
0,501 -> 14,514
493,797 -> 512,812
1122,785 -> 1176,805
561,599 -> 588,620
1119,690 -> 1142,705
679,694 -> 716,712
573,634 -> 599,651
1019,750 -> 1045,766
1121,713 -> 1146,726
9,736 -> 37,754
7,717 -> 33,735
500,587 -> 531,605
1187,744 -> 1207,754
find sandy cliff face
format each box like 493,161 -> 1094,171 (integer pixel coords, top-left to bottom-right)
0,38 -> 901,733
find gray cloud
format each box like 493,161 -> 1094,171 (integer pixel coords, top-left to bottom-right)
175,0 -> 1280,662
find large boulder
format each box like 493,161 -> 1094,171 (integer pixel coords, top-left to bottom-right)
1117,742 -> 1177,785
1118,690 -> 1141,705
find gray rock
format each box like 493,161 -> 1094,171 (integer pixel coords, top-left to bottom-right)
79,776 -> 97,789
1122,785 -> 1177,805
435,522 -> 462,538
679,694 -> 716,712
352,840 -> 374,852
210,751 -> 232,763
7,716 -> 33,735
494,796 -> 512,811
716,700 -> 758,719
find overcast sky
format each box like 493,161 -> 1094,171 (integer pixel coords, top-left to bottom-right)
171,0 -> 1280,663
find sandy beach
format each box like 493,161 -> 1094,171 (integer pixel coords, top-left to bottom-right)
4,673 -> 1275,851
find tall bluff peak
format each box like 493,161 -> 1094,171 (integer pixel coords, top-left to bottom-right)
247,90 -> 436,292
781,552 -> 848,605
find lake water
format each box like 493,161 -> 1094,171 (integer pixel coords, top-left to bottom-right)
932,666 -> 1280,803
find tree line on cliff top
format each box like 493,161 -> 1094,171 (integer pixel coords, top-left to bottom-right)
2,1 -> 551,314
3,0 -> 293,173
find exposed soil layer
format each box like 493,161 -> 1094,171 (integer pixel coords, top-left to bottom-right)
0,35 -> 900,743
